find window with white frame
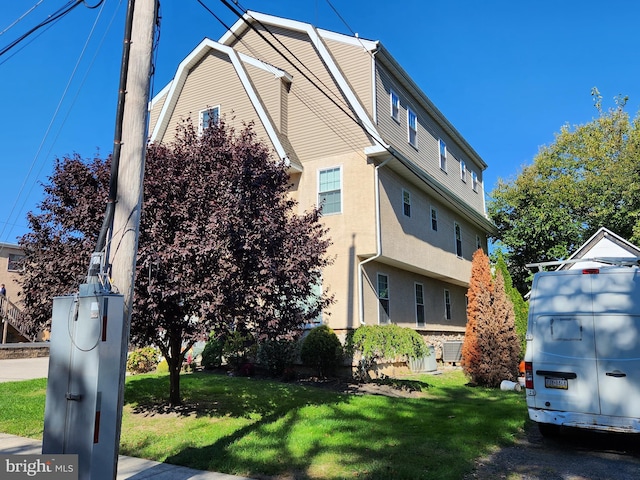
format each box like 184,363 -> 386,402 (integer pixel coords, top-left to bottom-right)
199,105 -> 220,134
377,273 -> 390,324
444,289 -> 452,320
408,108 -> 417,147
390,90 -> 400,121
471,170 -> 478,192
402,189 -> 411,217
430,206 -> 438,231
415,283 -> 425,327
318,167 -> 342,214
460,159 -> 467,182
8,253 -> 25,272
439,139 -> 447,171
454,222 -> 462,257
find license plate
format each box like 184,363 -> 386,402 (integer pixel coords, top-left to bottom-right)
545,377 -> 568,390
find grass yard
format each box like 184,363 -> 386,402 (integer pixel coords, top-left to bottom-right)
0,370 -> 527,479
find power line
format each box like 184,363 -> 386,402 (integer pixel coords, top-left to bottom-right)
218,0 -> 362,130
0,0 -> 45,37
0,0 -> 116,244
0,1 -> 81,59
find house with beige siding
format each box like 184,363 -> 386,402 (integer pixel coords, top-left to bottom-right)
148,11 -> 496,354
0,242 -> 30,342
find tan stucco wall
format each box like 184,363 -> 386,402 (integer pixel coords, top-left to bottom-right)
294,151 -> 377,331
361,261 -> 468,332
0,244 -> 23,304
376,168 -> 474,286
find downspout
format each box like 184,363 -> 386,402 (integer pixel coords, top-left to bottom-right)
358,156 -> 391,325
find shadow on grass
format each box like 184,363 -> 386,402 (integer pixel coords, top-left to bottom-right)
123,372 -> 527,480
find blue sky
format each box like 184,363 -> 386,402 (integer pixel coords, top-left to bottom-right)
1,0 -> 639,244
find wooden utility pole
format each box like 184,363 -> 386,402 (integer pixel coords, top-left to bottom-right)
109,0 -> 157,474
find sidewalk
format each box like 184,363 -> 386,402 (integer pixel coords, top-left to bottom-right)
0,433 -> 250,480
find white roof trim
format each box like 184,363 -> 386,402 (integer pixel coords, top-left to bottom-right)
149,81 -> 172,109
222,11 -> 388,150
238,51 -> 293,83
149,39 -> 296,170
317,28 -> 377,51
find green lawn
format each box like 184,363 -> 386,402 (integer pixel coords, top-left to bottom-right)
0,370 -> 527,479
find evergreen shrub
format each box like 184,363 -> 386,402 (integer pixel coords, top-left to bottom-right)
300,325 -> 342,377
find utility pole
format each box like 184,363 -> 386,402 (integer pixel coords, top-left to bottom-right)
109,0 -> 158,475
41,1 -> 158,479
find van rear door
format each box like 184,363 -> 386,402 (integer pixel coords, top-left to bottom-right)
528,271 -> 600,414
591,269 -> 640,418
530,314 -> 600,414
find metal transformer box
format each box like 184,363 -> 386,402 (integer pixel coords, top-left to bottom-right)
42,283 -> 126,480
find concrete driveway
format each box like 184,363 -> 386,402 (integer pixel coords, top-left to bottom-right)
0,356 -> 49,382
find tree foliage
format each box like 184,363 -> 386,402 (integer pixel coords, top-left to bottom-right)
18,119 -> 333,405
299,325 -> 342,378
133,119 -> 333,403
462,249 -> 520,387
494,253 -> 528,359
18,154 -> 110,336
461,249 -> 492,378
488,90 -> 640,293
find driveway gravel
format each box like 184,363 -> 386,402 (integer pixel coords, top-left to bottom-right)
465,421 -> 640,480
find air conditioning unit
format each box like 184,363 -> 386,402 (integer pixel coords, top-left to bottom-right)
442,341 -> 463,364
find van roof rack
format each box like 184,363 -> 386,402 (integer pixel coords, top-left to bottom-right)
526,257 -> 640,271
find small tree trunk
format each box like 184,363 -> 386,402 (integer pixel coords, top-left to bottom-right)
168,336 -> 183,406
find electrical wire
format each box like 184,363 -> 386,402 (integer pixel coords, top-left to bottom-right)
0,0 -> 116,245
0,0 -> 45,37
218,0 -> 362,130
0,1 -> 84,59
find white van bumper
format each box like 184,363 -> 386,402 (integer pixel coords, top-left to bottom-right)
529,408 -> 640,433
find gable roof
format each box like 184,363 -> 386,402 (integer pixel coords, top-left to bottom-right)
149,38 -> 302,172
221,11 -> 385,148
559,227 -> 640,270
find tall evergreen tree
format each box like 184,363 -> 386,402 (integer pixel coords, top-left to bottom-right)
494,253 -> 528,359
461,249 -> 492,380
462,249 -> 521,387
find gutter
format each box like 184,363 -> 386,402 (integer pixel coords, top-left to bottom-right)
358,156 -> 392,325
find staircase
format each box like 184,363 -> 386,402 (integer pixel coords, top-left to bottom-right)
1,296 -> 33,343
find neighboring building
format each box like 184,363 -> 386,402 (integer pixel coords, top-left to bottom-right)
558,227 -> 640,270
0,242 -> 30,343
0,242 -> 24,301
148,11 -> 496,345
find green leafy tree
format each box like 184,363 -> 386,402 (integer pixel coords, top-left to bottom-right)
494,253 -> 528,359
488,89 -> 640,294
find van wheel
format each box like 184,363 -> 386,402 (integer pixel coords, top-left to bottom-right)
538,423 -> 560,437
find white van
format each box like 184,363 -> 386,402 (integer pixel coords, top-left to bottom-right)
524,262 -> 640,435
